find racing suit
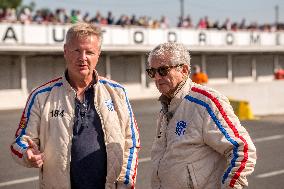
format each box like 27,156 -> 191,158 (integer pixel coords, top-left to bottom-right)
11,71 -> 140,189
151,78 -> 256,189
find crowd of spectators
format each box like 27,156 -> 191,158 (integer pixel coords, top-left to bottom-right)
177,15 -> 284,32
0,7 -> 170,28
1,7 -> 283,31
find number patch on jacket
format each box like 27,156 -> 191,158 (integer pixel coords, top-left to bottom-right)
50,110 -> 65,117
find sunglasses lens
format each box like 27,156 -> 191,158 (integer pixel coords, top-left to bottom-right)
147,64 -> 182,78
146,69 -> 156,78
157,67 -> 169,76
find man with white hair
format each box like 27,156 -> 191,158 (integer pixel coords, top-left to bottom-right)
146,42 -> 256,189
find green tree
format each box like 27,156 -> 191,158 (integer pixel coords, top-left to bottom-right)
0,0 -> 22,9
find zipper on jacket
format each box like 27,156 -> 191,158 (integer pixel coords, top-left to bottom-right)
93,85 -> 107,144
156,113 -> 169,189
93,102 -> 106,144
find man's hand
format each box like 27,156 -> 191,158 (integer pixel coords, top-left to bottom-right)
26,138 -> 45,168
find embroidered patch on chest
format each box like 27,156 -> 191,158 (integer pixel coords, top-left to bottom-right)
105,99 -> 114,111
175,121 -> 187,136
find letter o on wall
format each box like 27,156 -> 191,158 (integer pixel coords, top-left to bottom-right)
134,31 -> 144,44
226,33 -> 234,45
168,32 -> 177,42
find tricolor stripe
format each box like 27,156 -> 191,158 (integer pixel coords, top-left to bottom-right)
10,145 -> 23,158
11,78 -> 63,158
15,77 -> 62,138
131,150 -> 139,189
99,79 -> 139,187
189,86 -> 249,187
131,118 -> 140,189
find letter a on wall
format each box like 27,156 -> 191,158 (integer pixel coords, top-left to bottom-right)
2,27 -> 18,42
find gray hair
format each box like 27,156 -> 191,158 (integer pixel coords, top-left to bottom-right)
65,22 -> 103,49
148,42 -> 191,68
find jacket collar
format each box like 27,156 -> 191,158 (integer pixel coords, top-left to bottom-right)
62,70 -> 99,93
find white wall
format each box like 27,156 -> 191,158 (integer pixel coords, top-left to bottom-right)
209,80 -> 284,115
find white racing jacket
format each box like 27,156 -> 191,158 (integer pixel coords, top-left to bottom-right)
11,72 -> 140,189
151,78 -> 256,189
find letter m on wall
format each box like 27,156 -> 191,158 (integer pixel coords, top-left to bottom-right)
250,33 -> 261,45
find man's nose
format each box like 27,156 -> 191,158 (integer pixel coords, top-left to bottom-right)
79,51 -> 87,61
154,71 -> 162,79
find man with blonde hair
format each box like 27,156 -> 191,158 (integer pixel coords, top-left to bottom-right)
11,22 -> 140,189
147,42 -> 256,189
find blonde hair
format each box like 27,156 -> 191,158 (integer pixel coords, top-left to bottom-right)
65,22 -> 103,49
148,42 -> 191,70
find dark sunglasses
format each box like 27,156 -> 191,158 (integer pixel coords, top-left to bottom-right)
146,64 -> 184,78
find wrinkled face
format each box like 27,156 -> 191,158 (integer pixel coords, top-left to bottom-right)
149,55 -> 189,97
64,35 -> 101,82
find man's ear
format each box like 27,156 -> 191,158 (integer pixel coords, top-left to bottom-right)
182,64 -> 189,75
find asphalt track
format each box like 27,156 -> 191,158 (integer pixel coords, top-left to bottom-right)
1,99 -> 284,189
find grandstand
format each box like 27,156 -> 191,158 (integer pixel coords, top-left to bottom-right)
1,23 -> 284,115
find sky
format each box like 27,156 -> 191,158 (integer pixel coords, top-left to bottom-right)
22,0 -> 284,27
